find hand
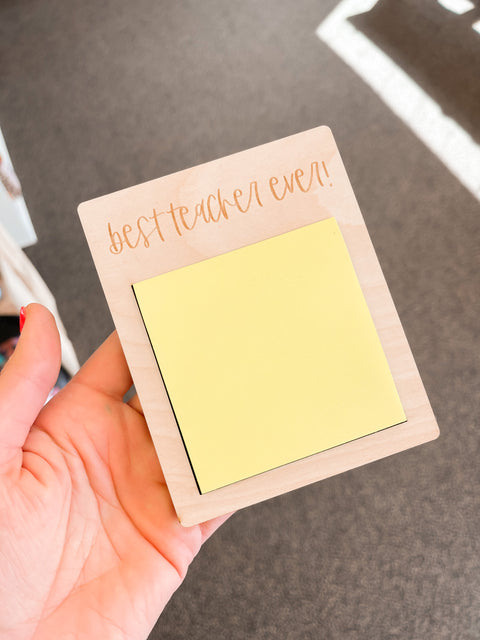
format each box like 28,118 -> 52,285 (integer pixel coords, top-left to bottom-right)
0,304 -> 228,640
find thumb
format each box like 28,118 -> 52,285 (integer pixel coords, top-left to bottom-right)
0,303 -> 61,470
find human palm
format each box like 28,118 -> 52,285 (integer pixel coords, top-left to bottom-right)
0,304 -> 227,640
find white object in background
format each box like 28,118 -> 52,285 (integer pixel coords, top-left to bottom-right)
436,0 -> 475,15
0,127 -> 37,248
317,0 -> 480,201
0,221 -> 79,377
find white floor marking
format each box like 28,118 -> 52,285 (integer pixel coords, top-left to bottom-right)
436,0 -> 475,16
317,0 -> 480,201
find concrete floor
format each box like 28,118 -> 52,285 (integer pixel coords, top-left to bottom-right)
1,1 -> 479,638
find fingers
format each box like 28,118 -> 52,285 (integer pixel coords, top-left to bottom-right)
199,512 -> 234,543
0,304 -> 61,469
125,384 -> 233,540
73,330 -> 133,399
127,393 -> 143,414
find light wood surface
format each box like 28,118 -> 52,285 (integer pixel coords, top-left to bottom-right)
78,126 -> 439,526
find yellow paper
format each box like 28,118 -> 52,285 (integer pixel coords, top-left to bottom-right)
133,218 -> 406,493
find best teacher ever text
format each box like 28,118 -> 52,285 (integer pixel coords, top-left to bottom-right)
107,160 -> 332,255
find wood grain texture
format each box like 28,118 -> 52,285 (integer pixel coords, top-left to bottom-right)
78,126 -> 438,526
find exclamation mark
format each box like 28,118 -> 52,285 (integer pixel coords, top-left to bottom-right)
322,161 -> 333,187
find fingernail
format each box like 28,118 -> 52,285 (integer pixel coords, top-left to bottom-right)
19,306 -> 26,333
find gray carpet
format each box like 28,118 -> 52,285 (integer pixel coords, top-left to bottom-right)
1,1 -> 479,638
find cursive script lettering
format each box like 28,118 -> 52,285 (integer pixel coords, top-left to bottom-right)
269,161 -> 329,201
107,160 -> 332,254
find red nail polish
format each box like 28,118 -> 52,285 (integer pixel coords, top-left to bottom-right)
19,306 -> 26,333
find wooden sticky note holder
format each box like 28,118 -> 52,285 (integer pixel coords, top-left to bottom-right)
78,126 -> 439,526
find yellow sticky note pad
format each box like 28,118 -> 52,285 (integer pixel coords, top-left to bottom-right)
133,218 -> 406,493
